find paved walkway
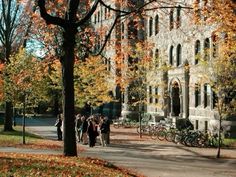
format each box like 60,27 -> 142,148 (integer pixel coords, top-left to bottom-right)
2,117 -> 236,177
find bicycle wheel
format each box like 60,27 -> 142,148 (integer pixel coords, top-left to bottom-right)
157,128 -> 166,141
165,131 -> 175,142
150,131 -> 158,140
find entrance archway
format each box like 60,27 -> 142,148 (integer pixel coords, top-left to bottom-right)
172,82 -> 180,116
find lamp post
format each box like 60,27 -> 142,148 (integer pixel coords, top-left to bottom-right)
22,93 -> 26,144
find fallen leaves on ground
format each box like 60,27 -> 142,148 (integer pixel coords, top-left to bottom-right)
0,152 -> 145,177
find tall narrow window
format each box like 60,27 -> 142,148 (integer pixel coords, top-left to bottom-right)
128,21 -> 138,39
105,8 -> 107,19
108,58 -> 111,71
98,11 -> 100,22
155,15 -> 159,34
94,14 -> 97,24
149,17 -> 153,36
176,44 -> 182,66
121,22 -> 125,39
149,86 -> 152,103
212,90 -> 217,109
195,83 -> 201,107
169,45 -> 174,65
212,34 -> 218,58
169,9 -> 174,30
204,38 -> 210,60
155,49 -> 159,68
195,120 -> 199,130
155,87 -> 158,103
204,84 -> 211,107
176,6 -> 181,28
195,40 -> 201,65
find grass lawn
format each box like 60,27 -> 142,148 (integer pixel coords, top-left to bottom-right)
0,126 -> 143,177
0,152 -> 142,177
0,126 -> 63,150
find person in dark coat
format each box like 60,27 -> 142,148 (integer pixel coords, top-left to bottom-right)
55,114 -> 62,140
104,116 -> 110,145
87,117 -> 98,147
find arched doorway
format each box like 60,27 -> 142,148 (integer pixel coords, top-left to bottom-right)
171,82 -> 180,116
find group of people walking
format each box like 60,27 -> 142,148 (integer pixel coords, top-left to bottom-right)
76,114 -> 110,147
55,113 -> 110,147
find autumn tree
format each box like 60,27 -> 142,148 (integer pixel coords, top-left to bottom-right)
74,56 -> 113,109
194,0 -> 236,158
2,48 -> 46,112
0,0 -> 34,131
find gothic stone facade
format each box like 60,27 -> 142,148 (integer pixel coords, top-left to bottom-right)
92,0 -> 235,134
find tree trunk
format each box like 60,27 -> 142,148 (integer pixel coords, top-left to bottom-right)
217,115 -> 222,158
4,101 -> 13,131
4,45 -> 13,131
61,28 -> 77,156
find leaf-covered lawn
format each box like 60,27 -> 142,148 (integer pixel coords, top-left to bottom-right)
0,152 -> 143,177
0,126 -> 63,150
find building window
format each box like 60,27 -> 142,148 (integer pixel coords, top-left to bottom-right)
108,58 -> 111,71
155,87 -> 158,103
105,8 -> 107,19
195,120 -> 199,130
204,38 -> 210,60
176,44 -> 182,66
98,11 -> 100,22
149,17 -> 153,36
212,34 -> 218,58
204,121 -> 208,133
149,86 -> 152,103
212,90 -> 217,109
169,45 -> 174,65
176,6 -> 181,28
155,49 -> 159,68
155,15 -> 159,34
195,40 -> 201,65
94,14 -> 97,24
121,22 -> 125,39
169,9 -> 174,30
204,84 -> 211,107
128,21 -> 138,39
195,83 -> 201,107
101,7 -> 103,21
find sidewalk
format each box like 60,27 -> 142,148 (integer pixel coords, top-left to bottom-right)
1,124 -> 236,177
108,127 -> 236,159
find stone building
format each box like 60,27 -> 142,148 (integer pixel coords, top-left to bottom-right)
91,0 -> 235,135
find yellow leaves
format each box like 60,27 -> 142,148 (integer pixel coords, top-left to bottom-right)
74,56 -> 113,107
